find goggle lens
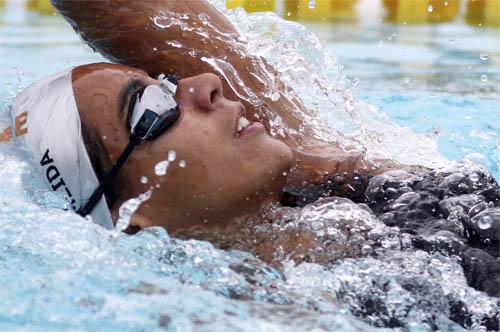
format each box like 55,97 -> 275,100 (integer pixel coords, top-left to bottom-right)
128,77 -> 180,141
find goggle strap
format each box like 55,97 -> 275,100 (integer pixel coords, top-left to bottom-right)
77,136 -> 139,218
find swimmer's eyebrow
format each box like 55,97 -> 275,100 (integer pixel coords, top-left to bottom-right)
118,77 -> 146,115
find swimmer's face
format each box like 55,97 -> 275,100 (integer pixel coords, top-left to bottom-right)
72,63 -> 292,234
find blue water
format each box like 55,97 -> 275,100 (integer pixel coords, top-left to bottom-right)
317,22 -> 499,179
1,2 -> 499,332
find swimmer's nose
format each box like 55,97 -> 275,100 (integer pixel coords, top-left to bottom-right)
177,73 -> 223,113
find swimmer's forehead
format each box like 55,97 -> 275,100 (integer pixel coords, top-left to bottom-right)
72,63 -> 160,121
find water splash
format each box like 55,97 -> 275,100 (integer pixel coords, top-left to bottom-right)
204,4 -> 446,167
115,189 -> 153,233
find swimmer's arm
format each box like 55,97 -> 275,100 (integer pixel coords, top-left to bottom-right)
50,0 -> 307,131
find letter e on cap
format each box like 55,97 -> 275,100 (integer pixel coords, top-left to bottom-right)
15,111 -> 28,136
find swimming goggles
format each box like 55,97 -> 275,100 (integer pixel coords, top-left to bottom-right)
77,76 -> 180,217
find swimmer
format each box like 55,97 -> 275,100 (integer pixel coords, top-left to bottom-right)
5,62 -> 377,239
3,0 -> 426,247
5,2 -> 500,293
49,0 -> 396,187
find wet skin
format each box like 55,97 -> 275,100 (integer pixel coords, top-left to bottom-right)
72,63 -> 292,235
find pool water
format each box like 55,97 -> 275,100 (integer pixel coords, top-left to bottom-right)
1,1 -> 499,331
318,21 -> 499,180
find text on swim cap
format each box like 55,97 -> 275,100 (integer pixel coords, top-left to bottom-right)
40,148 -> 77,210
0,112 -> 28,142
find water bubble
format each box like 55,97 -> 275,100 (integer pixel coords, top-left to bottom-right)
178,160 -> 187,168
153,47 -> 158,52
479,53 -> 489,61
444,1 -> 448,5
286,11 -> 291,17
469,202 -> 488,217
403,77 -> 411,83
140,176 -> 149,184
308,0 -> 316,9
352,77 -> 360,86
427,5 -> 433,12
154,161 -> 169,176
480,74 -> 488,82
469,173 -> 480,182
477,215 -> 492,230
449,39 -> 455,44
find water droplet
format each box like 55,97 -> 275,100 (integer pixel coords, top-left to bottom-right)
154,161 -> 169,176
153,47 -> 158,51
282,171 -> 288,176
286,11 -> 291,17
477,215 -> 492,230
427,5 -> 433,12
199,13 -> 210,25
140,176 -> 148,184
479,53 -> 489,61
480,74 -> 488,82
168,150 -> 177,162
308,0 -> 316,9
188,87 -> 195,93
178,160 -> 186,168
444,1 -> 448,5
352,77 -> 360,86
449,39 -> 455,44
404,77 -> 411,83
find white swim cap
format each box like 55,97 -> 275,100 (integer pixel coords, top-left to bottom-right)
6,68 -> 114,229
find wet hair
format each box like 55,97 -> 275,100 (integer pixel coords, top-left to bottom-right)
80,120 -> 122,209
